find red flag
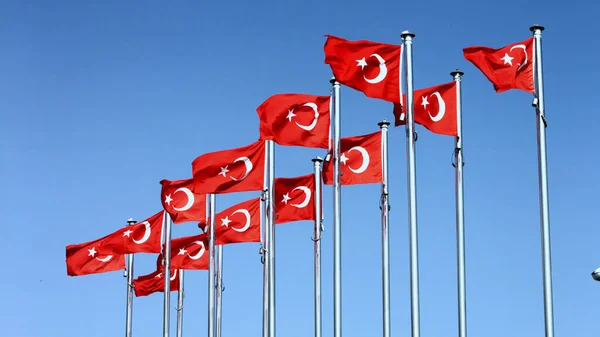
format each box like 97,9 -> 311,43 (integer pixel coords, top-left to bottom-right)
212,198 -> 261,245
324,35 -> 402,103
323,131 -> 382,185
394,81 -> 458,136
133,268 -> 180,297
170,233 -> 210,270
160,178 -> 206,224
66,237 -> 125,276
98,211 -> 164,255
274,174 -> 315,224
463,37 -> 534,93
257,93 -> 331,149
192,141 -> 265,194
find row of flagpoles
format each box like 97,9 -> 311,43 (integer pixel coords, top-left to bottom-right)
65,24 -> 554,337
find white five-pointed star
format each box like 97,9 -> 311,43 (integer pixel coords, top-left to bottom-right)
421,96 -> 429,109
286,109 -> 296,122
219,166 -> 229,177
282,193 -> 291,204
221,216 -> 232,227
165,194 -> 173,205
340,153 -> 349,165
501,53 -> 514,66
155,273 -> 163,278
123,229 -> 133,237
178,248 -> 187,255
356,57 -> 368,70
88,247 -> 97,257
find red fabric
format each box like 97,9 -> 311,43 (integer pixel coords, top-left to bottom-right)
98,211 -> 164,255
192,141 -> 265,194
324,34 -> 402,103
160,178 -> 206,224
323,131 -> 383,185
257,93 -> 331,149
274,174 -> 315,224
169,233 -> 210,270
394,81 -> 458,136
463,37 -> 534,93
133,268 -> 180,297
211,198 -> 262,245
66,236 -> 125,276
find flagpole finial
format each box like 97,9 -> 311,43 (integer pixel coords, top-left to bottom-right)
312,156 -> 324,163
378,119 -> 391,128
329,76 -> 338,85
401,30 -> 415,39
530,24 -> 545,32
127,218 -> 137,225
450,69 -> 464,77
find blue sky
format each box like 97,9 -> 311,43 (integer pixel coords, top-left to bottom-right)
2,0 -> 599,336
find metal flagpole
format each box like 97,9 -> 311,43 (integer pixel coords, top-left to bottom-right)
529,24 -> 555,337
450,69 -> 467,337
176,269 -> 185,337
329,76 -> 342,337
208,194 -> 216,337
163,211 -> 173,337
400,30 -> 421,337
311,157 -> 324,337
267,139 -> 276,337
125,218 -> 136,337
215,245 -> 224,337
378,120 -> 391,337
261,139 -> 270,337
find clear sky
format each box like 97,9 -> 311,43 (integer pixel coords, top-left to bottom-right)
2,0 -> 599,336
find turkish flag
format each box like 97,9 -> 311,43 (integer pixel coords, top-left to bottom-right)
161,178 -> 206,224
209,198 -> 261,245
323,131 -> 383,185
394,81 -> 458,136
257,93 -> 331,149
324,34 -> 402,103
98,211 -> 164,255
133,268 -> 180,297
463,37 -> 534,93
66,236 -> 125,276
192,141 -> 265,194
274,174 -> 315,224
170,233 -> 210,270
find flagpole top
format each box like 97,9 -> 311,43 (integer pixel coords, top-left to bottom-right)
401,31 -> 415,39
530,24 -> 545,32
450,69 -> 464,78
127,218 -> 137,225
312,156 -> 324,163
329,77 -> 338,85
378,119 -> 391,128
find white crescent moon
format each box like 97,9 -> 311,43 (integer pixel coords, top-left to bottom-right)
132,221 -> 151,244
231,157 -> 252,181
96,255 -> 113,262
509,44 -> 528,71
230,208 -> 251,232
294,102 -> 319,131
187,241 -> 206,260
347,146 -> 370,174
290,186 -> 311,209
170,270 -> 177,281
172,187 -> 194,212
363,53 -> 388,84
427,92 -> 446,122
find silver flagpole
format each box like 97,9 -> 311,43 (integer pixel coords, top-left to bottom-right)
450,69 -> 467,337
215,245 -> 224,337
311,157 -> 324,337
267,139 -> 276,337
261,139 -> 270,337
163,211 -> 173,337
378,120 -> 391,337
176,269 -> 185,337
330,76 -> 342,337
208,194 -> 216,337
400,30 -> 421,337
529,24 -> 555,337
125,218 -> 136,337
